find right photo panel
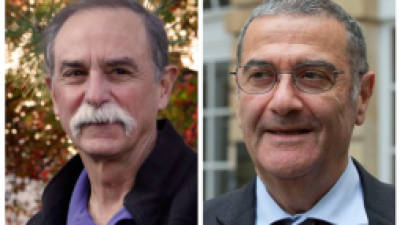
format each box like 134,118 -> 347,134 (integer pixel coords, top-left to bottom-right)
203,0 -> 395,224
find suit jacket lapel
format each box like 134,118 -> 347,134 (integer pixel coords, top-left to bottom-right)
353,159 -> 395,225
216,179 -> 256,225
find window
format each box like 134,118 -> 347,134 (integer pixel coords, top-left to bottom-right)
204,61 -> 235,200
204,0 -> 230,10
377,24 -> 395,184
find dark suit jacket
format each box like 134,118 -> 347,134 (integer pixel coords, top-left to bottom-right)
204,160 -> 394,225
27,120 -> 197,225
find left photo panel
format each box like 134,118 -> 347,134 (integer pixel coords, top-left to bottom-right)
6,0 -> 198,224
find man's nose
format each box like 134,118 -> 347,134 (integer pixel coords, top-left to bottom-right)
267,74 -> 303,115
84,70 -> 110,107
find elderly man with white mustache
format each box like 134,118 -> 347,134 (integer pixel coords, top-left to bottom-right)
27,0 -> 197,225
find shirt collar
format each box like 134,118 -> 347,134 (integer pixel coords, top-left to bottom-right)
67,169 -> 133,225
256,157 -> 368,225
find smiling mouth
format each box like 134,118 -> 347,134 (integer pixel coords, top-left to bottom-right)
266,129 -> 312,135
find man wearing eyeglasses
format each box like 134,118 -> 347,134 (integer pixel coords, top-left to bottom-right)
204,0 -> 394,224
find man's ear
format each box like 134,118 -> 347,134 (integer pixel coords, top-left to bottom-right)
157,65 -> 178,110
46,76 -> 59,116
355,72 -> 375,125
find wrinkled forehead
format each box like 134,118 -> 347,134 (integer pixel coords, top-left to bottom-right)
56,6 -> 147,36
241,14 -> 348,67
53,7 -> 151,66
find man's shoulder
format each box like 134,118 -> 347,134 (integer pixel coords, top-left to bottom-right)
354,159 -> 394,202
204,186 -> 245,211
26,212 -> 42,225
204,180 -> 256,225
26,155 -> 84,225
353,159 -> 395,225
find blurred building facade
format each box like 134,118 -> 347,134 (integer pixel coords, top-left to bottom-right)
203,0 -> 395,200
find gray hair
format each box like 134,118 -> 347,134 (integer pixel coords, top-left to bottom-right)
237,0 -> 369,91
43,0 -> 169,80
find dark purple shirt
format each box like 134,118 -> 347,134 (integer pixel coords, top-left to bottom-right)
67,169 -> 134,225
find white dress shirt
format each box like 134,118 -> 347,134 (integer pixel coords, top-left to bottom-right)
255,157 -> 368,225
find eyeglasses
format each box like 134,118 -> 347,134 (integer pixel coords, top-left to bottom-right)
230,61 -> 345,94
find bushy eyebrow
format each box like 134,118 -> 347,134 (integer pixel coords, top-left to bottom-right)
58,57 -> 140,73
104,57 -> 139,72
59,60 -> 86,73
294,60 -> 336,70
242,59 -> 336,72
242,60 -> 275,73
243,59 -> 274,68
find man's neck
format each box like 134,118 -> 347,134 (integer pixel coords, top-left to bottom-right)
80,130 -> 157,225
258,156 -> 348,214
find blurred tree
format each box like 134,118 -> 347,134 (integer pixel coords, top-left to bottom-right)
6,0 -> 197,224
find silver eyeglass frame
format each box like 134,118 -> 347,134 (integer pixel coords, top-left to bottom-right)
230,64 -> 345,94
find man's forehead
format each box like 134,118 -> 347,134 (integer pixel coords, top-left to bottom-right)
245,14 -> 346,44
241,14 -> 348,66
55,7 -> 145,39
53,7 -> 151,67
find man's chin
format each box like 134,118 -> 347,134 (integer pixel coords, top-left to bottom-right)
261,164 -> 314,180
256,152 -> 321,180
77,141 -> 127,160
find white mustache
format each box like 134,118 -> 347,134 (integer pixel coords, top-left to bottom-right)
69,102 -> 136,138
